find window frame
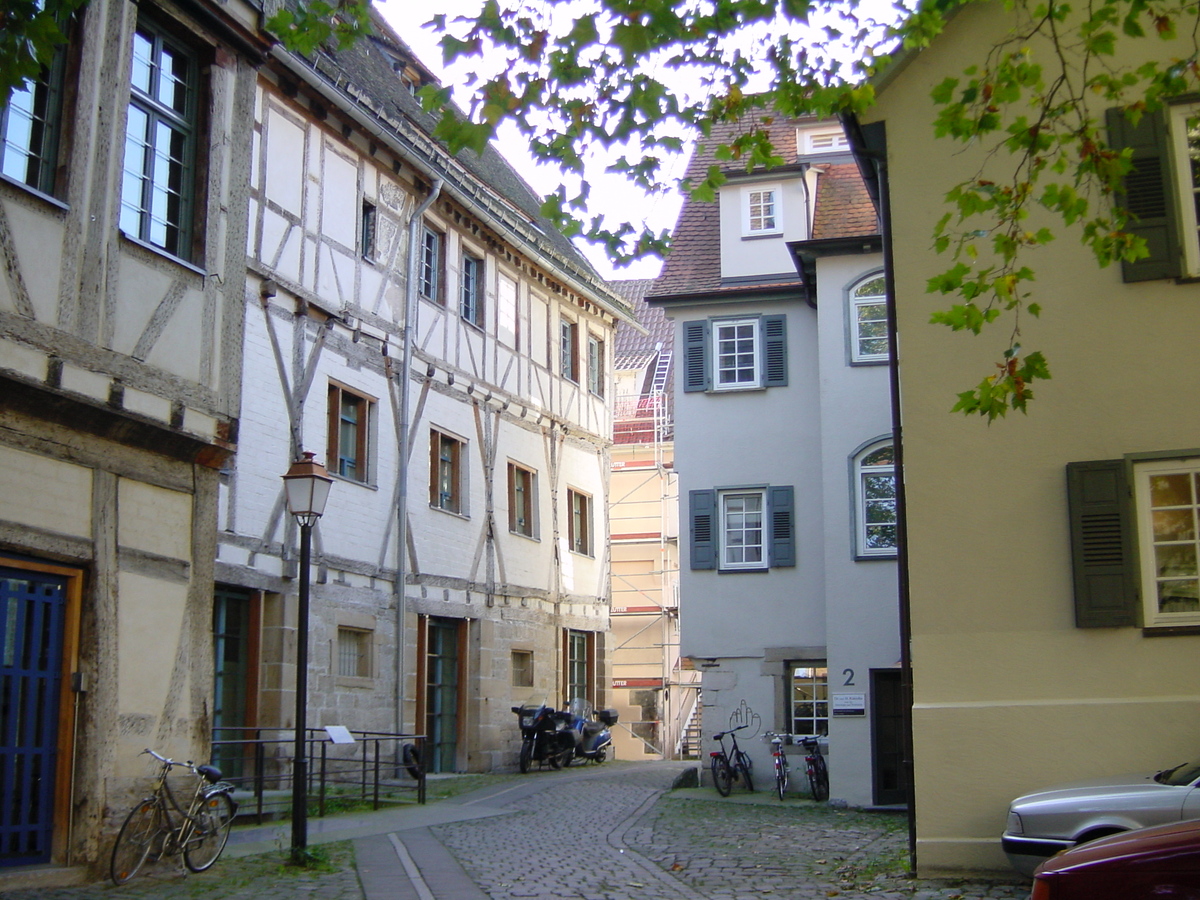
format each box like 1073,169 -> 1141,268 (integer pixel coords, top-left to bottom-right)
1133,455 -> 1200,628
719,488 -> 767,571
327,383 -> 373,485
567,487 -> 592,556
789,664 -> 829,737
854,439 -> 898,559
511,649 -> 534,688
742,184 -> 782,236
560,317 -> 579,383
849,272 -> 889,364
587,333 -> 604,397
689,485 -> 795,571
683,315 -> 787,393
119,19 -> 201,262
507,462 -> 537,538
429,428 -> 467,515
563,629 -> 595,707
336,626 -> 372,679
460,251 -> 484,328
361,200 -> 377,262
419,224 -> 444,304
1169,101 -> 1200,277
711,317 -> 762,391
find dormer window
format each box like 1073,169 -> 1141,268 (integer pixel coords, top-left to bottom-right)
802,127 -> 850,155
742,184 -> 782,236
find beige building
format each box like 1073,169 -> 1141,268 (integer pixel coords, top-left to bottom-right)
852,1 -> 1200,873
607,278 -> 693,760
0,0 -> 264,874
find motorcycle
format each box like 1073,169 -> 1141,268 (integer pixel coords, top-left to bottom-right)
511,699 -> 575,772
562,698 -> 618,764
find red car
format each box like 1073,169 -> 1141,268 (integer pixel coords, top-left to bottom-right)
1031,818 -> 1200,899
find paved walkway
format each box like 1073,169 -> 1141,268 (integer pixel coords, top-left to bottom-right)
4,762 -> 1032,900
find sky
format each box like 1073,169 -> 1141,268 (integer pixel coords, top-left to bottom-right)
376,0 -> 684,281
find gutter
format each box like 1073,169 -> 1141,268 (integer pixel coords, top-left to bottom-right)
267,47 -> 637,327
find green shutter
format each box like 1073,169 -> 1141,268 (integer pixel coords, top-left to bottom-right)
762,315 -> 788,387
689,489 -> 716,570
1107,107 -> 1182,282
683,319 -> 710,392
768,485 -> 796,567
1066,459 -> 1138,627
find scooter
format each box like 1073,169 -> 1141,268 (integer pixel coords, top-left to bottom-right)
562,698 -> 618,764
511,699 -> 575,772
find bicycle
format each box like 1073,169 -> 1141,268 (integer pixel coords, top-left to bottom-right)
110,748 -> 238,885
800,735 -> 829,801
764,732 -> 791,800
709,724 -> 754,796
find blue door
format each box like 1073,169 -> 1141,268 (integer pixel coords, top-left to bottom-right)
0,566 -> 67,867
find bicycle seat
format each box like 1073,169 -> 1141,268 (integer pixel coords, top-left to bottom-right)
197,764 -> 223,783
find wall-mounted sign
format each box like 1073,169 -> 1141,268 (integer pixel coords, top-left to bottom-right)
831,692 -> 866,717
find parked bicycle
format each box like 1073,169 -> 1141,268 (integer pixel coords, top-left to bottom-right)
110,748 -> 238,884
800,735 -> 829,801
764,732 -> 791,800
710,724 -> 754,796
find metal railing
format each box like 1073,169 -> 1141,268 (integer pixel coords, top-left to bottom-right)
211,727 -> 426,822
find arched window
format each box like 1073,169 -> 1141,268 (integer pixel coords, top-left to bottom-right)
850,273 -> 888,363
855,440 -> 897,557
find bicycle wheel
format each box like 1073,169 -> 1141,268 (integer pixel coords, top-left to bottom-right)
775,757 -> 788,800
110,799 -> 163,885
736,751 -> 754,792
812,753 -> 829,801
183,792 -> 235,872
711,755 -> 733,796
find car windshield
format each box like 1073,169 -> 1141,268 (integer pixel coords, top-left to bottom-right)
1155,760 -> 1200,786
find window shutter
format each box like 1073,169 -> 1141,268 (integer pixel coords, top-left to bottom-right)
682,320 -> 710,392
689,489 -> 717,570
1106,107 -> 1182,282
768,485 -> 796,567
1066,460 -> 1137,627
762,315 -> 788,387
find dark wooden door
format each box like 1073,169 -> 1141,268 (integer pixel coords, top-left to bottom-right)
871,669 -> 907,806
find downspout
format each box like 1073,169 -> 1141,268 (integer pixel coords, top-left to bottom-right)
798,162 -> 819,309
395,177 -> 442,737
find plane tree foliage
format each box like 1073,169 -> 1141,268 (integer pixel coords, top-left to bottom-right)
6,0 -> 1199,420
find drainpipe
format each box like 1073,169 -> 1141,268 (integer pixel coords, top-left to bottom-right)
395,178 -> 442,738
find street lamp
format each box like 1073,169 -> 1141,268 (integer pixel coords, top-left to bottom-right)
282,451 -> 332,859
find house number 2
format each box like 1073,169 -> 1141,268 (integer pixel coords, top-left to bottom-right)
842,668 -> 856,686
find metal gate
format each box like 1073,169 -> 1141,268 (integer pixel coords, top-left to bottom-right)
0,566 -> 68,866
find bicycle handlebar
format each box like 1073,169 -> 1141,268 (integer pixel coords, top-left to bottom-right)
142,748 -> 195,769
712,724 -> 749,739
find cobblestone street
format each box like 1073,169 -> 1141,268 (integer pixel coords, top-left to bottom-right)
5,762 -> 1032,900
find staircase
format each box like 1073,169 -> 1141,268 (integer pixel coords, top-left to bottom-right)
679,700 -> 703,760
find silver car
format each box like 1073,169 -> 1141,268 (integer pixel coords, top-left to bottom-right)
1002,759 -> 1200,875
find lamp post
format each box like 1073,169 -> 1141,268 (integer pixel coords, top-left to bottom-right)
282,451 -> 332,860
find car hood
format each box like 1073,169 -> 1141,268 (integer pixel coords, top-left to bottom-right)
1035,819 -> 1200,874
1012,772 -> 1166,808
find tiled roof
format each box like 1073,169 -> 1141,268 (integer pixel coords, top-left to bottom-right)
610,279 -> 672,372
651,114 -> 876,300
812,164 -> 878,239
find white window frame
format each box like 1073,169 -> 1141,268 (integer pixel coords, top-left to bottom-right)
801,127 -> 849,155
711,317 -> 761,391
742,184 -> 782,236
849,273 -> 889,364
854,440 -> 897,558
719,488 -> 766,570
790,664 -> 829,736
1169,102 -> 1200,277
1133,456 -> 1200,627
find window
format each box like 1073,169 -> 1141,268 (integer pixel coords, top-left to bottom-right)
361,200 -> 377,261
337,627 -> 370,678
743,185 -> 781,235
1,43 -> 66,195
791,665 -> 829,736
1107,103 -> 1200,280
855,441 -> 897,558
120,21 -> 199,260
689,485 -> 795,571
419,225 -> 443,302
508,462 -> 537,537
850,274 -> 888,363
560,318 -> 579,383
1066,455 -> 1200,629
430,429 -> 466,514
563,629 -> 594,706
511,649 -> 533,688
327,384 -> 372,483
461,253 -> 483,327
567,488 -> 592,556
682,315 -> 788,393
587,334 -> 604,397
802,127 -> 850,154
